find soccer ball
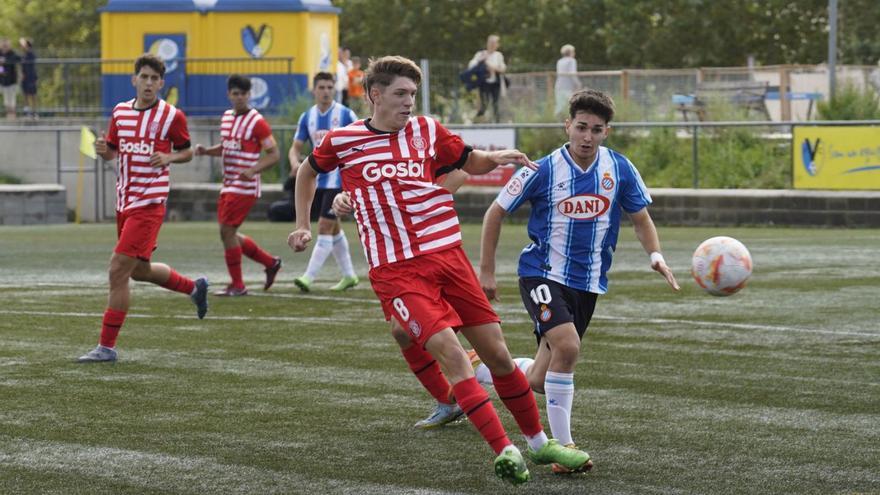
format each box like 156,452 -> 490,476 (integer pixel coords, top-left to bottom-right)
691,236 -> 753,296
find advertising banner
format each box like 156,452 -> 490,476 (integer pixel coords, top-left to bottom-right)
793,125 -> 880,190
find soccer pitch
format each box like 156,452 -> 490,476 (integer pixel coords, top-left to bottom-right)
0,221 -> 877,495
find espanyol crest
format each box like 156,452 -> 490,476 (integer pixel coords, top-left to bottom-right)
601,173 -> 615,190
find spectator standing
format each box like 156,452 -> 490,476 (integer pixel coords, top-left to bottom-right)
19,38 -> 37,119
347,56 -> 365,115
554,44 -> 580,116
0,38 -> 21,120
336,47 -> 352,105
468,34 -> 506,122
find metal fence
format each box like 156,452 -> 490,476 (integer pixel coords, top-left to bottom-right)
18,57 -> 295,116
8,57 -> 880,122
425,62 -> 880,124
6,120 -> 879,222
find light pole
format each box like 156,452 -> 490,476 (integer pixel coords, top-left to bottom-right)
828,0 -> 838,98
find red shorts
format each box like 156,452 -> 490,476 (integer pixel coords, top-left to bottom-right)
369,247 -> 500,346
115,203 -> 165,261
217,192 -> 257,226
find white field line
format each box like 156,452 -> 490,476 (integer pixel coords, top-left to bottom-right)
0,436 -> 468,495
594,314 -> 879,338
0,284 -> 371,304
1,306 -> 877,340
2,284 -> 877,338
0,309 -> 371,324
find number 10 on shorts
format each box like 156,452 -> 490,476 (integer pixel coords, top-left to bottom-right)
530,284 -> 552,305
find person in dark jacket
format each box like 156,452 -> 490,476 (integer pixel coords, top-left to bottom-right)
19,38 -> 37,119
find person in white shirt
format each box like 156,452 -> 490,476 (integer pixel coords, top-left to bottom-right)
554,44 -> 581,116
468,34 -> 507,122
335,47 -> 351,104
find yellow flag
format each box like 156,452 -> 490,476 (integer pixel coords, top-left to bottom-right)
80,126 -> 97,159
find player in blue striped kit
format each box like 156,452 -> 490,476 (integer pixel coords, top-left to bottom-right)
288,72 -> 360,292
478,88 -> 680,473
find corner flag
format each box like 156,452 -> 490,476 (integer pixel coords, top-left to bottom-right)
79,126 -> 97,159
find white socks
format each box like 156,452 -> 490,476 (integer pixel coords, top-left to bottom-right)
474,357 -> 534,386
545,371 -> 575,446
331,232 -> 356,277
525,430 -> 550,452
304,235 -> 334,279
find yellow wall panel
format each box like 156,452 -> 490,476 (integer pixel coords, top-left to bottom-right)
793,125 -> 880,190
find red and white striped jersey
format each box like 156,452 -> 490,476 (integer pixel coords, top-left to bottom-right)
105,98 -> 190,212
310,116 -> 471,270
219,108 -> 273,197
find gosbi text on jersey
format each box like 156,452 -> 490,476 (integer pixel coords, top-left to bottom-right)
309,117 -> 471,269
220,108 -> 272,197
106,98 -> 190,212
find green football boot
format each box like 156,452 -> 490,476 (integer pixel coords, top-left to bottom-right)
329,275 -> 359,291
293,275 -> 313,293
527,439 -> 591,472
494,446 -> 530,485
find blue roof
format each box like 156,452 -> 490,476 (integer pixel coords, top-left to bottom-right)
100,0 -> 340,13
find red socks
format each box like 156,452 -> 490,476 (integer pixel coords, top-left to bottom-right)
400,344 -> 453,405
161,269 -> 195,295
99,308 -> 127,348
224,246 -> 245,289
491,367 -> 544,437
240,235 -> 275,268
453,377 -> 512,455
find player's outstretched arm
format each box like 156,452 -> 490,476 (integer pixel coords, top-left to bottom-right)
288,140 -> 305,178
194,143 -> 223,157
630,208 -> 680,291
462,149 -> 538,176
438,169 -> 469,193
287,158 -> 318,252
479,201 -> 508,301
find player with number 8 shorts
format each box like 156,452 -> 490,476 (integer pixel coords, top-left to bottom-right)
288,55 -> 592,485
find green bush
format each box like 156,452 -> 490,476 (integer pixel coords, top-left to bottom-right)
0,173 -> 22,184
517,125 -> 790,189
816,83 -> 880,120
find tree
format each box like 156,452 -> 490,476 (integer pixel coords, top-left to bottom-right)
0,0 -> 103,56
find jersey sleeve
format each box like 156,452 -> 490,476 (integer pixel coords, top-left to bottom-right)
169,110 -> 191,150
432,119 -> 470,172
617,156 -> 653,213
294,113 -> 309,143
494,159 -> 544,213
105,114 -> 119,149
308,129 -> 339,174
252,118 -> 275,149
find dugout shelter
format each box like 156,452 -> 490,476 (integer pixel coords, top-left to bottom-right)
99,0 -> 340,115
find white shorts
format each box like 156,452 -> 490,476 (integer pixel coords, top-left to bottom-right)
1,85 -> 16,109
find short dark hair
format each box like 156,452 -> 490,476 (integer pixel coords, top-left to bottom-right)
364,56 -> 421,98
227,74 -> 251,92
134,53 -> 166,78
313,71 -> 335,87
569,89 -> 615,123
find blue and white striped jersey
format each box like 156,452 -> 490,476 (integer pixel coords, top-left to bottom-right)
295,102 -> 357,189
495,145 -> 652,294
